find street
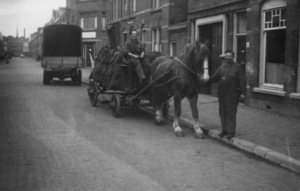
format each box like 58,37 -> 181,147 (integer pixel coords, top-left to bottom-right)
0,57 -> 299,191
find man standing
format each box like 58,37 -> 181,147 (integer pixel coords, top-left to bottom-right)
123,30 -> 146,83
204,50 -> 246,139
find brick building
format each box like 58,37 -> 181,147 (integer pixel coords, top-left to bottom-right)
189,0 -> 300,116
66,0 -> 110,67
106,0 -> 189,57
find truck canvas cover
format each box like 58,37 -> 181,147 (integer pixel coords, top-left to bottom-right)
43,24 -> 82,57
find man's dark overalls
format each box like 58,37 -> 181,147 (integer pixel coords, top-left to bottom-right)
123,38 -> 146,82
209,59 -> 246,135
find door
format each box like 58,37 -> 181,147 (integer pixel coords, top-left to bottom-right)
236,35 -> 246,72
211,23 -> 223,73
198,22 -> 223,95
211,23 -> 223,96
85,42 -> 95,67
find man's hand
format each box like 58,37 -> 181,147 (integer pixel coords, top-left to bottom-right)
140,52 -> 144,58
128,52 -> 140,59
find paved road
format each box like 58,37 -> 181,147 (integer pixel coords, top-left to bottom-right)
0,58 -> 299,191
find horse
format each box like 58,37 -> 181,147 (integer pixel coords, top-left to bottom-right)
151,39 -> 210,139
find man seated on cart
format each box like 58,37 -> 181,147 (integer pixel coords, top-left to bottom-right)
122,29 -> 146,84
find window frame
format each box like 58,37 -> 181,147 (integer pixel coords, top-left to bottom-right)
101,12 -> 107,30
152,28 -> 161,52
80,16 -> 97,30
259,1 -> 286,90
152,0 -> 161,9
169,41 -> 177,56
233,10 -> 247,64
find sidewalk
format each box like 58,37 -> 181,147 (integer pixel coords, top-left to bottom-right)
81,68 -> 300,174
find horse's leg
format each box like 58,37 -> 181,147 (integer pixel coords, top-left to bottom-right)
173,93 -> 184,137
187,94 -> 204,139
154,102 -> 164,126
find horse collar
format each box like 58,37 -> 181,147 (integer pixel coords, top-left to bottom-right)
174,57 -> 197,76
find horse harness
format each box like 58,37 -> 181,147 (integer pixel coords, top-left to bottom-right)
153,57 -> 206,88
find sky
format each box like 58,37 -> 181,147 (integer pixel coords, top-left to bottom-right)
0,0 -> 66,38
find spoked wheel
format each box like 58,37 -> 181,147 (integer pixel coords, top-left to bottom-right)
88,81 -> 99,107
110,94 -> 121,118
162,101 -> 170,118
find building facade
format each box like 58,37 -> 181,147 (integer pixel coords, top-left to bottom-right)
107,0 -> 189,57
66,0 -> 110,67
189,0 -> 300,116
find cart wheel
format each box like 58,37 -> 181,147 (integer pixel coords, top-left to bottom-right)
162,101 -> 170,118
88,81 -> 99,107
111,94 -> 121,118
77,70 -> 82,86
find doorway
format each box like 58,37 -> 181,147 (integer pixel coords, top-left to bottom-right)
84,42 -> 95,67
236,35 -> 246,72
198,22 -> 223,95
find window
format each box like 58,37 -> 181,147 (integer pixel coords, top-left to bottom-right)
152,0 -> 161,9
112,0 -> 119,20
124,0 -> 128,17
122,29 -> 128,45
170,41 -> 177,56
152,28 -> 161,51
141,29 -> 146,43
261,5 -> 286,87
102,12 -> 107,30
234,11 -> 247,66
81,17 -> 97,30
129,0 -> 136,16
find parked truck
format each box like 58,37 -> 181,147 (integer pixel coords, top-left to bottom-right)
41,24 -> 83,85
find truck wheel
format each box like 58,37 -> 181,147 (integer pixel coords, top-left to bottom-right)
43,70 -> 50,85
77,70 -> 82,86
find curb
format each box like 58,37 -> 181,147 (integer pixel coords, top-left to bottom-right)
82,79 -> 300,174
139,106 -> 300,175
82,80 -> 89,85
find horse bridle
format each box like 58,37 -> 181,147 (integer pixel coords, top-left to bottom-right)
174,57 -> 209,79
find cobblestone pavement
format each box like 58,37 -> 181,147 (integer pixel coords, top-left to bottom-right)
82,67 -> 300,174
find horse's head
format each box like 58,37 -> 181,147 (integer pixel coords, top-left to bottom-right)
181,39 -> 210,82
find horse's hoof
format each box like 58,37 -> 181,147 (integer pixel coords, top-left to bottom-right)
175,131 -> 185,137
195,132 -> 205,139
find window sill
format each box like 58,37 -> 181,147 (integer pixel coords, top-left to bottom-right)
151,7 -> 162,13
82,29 -> 97,32
289,93 -> 300,100
253,87 -> 285,97
128,15 -> 136,20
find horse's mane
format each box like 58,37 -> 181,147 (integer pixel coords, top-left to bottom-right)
178,40 -> 210,62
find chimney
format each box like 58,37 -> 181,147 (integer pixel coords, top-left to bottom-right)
24,28 -> 26,38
